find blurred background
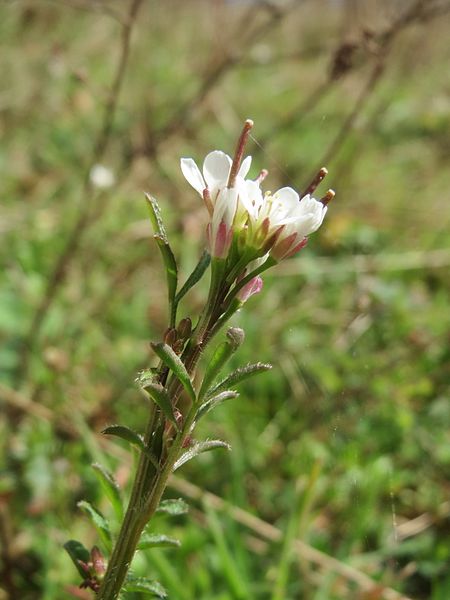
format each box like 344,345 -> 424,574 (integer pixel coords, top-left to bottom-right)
1,0 -> 450,598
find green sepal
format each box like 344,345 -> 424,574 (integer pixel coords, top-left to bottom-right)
145,193 -> 178,320
173,439 -> 231,471
141,381 -> 178,429
125,576 -> 167,598
206,362 -> 272,398
156,498 -> 189,516
150,342 -> 196,402
92,463 -> 123,521
138,533 -> 181,550
196,390 -> 239,420
77,501 -> 112,550
175,250 -> 211,304
63,539 -> 91,578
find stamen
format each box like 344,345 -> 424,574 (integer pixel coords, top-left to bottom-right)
320,189 -> 335,206
302,167 -> 328,198
227,119 -> 254,189
203,188 -> 214,216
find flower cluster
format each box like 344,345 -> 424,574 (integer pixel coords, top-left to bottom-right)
181,120 -> 333,302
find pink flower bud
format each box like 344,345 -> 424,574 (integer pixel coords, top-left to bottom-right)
237,276 -> 263,303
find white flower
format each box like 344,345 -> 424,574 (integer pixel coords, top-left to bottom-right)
242,184 -> 327,260
180,150 -> 252,258
270,192 -> 327,260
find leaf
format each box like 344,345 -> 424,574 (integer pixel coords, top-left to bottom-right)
92,463 -> 123,521
175,250 -> 211,304
141,381 -> 178,428
150,342 -> 195,402
198,330 -> 244,400
156,498 -> 189,516
102,424 -> 145,451
125,577 -> 167,598
138,533 -> 181,550
77,501 -> 111,549
64,540 -> 90,578
207,362 -> 272,398
196,390 -> 239,420
146,194 -> 178,309
173,440 -> 231,471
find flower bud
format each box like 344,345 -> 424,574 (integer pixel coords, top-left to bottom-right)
236,276 -> 263,303
163,327 -> 178,347
177,317 -> 192,340
226,327 -> 245,350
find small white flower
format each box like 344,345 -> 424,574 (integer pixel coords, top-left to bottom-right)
270,193 -> 327,260
180,150 -> 252,258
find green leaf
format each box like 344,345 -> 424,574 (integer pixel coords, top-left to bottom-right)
102,424 -> 144,450
77,501 -> 112,549
196,390 -> 239,420
125,577 -> 167,598
146,193 -> 178,312
102,425 -> 160,470
198,329 -> 245,400
141,381 -> 178,429
174,440 -> 231,471
138,533 -> 181,550
156,498 -> 189,516
207,362 -> 272,398
92,463 -> 123,521
63,540 -> 90,578
150,342 -> 195,402
175,250 -> 211,304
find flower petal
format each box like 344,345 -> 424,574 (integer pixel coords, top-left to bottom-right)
272,187 -> 300,212
180,158 -> 205,196
238,155 -> 252,179
203,151 -> 232,190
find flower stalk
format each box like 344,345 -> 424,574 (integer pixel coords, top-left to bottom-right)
67,119 -> 333,599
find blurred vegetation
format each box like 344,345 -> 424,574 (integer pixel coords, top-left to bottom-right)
1,0 -> 450,598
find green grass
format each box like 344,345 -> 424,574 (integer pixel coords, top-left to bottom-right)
1,1 -> 450,599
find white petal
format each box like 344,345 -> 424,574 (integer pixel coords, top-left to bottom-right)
213,188 -> 238,231
203,151 -> 232,189
238,155 -> 252,179
180,158 -> 205,196
273,187 -> 300,212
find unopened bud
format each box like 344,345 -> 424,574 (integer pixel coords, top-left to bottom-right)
236,276 -> 263,303
226,327 -> 245,350
163,327 -> 178,347
91,546 -> 106,577
177,317 -> 192,340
